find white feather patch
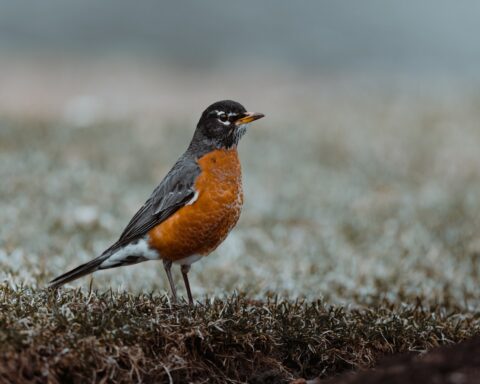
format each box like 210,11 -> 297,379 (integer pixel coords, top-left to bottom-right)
100,237 -> 159,267
173,254 -> 202,265
186,190 -> 199,205
214,110 -> 232,126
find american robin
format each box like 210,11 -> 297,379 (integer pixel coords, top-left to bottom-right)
49,100 -> 264,305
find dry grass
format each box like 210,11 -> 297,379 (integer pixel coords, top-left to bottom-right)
1,62 -> 480,381
1,287 -> 479,383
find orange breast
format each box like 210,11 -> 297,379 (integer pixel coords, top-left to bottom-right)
148,148 -> 243,261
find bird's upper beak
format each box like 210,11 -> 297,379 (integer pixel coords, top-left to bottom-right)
234,112 -> 265,125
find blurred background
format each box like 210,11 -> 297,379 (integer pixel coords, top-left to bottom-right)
2,0 -> 480,118
1,1 -> 480,303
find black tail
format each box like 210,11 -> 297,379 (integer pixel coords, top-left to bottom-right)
48,253 -> 111,289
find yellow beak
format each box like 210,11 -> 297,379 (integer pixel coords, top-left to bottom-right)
235,112 -> 265,125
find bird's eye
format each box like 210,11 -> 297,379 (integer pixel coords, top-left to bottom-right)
219,114 -> 228,122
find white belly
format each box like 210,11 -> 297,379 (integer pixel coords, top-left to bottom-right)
173,254 -> 203,265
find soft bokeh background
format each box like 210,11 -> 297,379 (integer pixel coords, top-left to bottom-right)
1,1 -> 480,305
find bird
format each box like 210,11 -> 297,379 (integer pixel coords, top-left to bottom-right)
49,100 -> 264,305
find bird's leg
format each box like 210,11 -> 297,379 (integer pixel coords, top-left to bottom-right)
181,264 -> 194,305
163,260 -> 177,303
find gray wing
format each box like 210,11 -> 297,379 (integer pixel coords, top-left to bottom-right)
104,156 -> 200,254
48,156 -> 200,289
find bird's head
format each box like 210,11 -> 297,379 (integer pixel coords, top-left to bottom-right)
192,100 -> 264,150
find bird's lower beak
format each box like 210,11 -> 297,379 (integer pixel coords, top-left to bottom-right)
235,112 -> 265,125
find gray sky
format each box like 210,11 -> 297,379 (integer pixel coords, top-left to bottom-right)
0,1 -> 479,73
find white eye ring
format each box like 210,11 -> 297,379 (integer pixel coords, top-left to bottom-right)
216,112 -> 230,125
218,119 -> 230,126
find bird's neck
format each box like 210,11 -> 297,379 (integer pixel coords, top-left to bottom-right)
187,130 -> 238,157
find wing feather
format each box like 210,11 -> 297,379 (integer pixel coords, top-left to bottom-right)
104,156 -> 200,254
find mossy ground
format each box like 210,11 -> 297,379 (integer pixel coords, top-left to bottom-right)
1,287 -> 479,383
